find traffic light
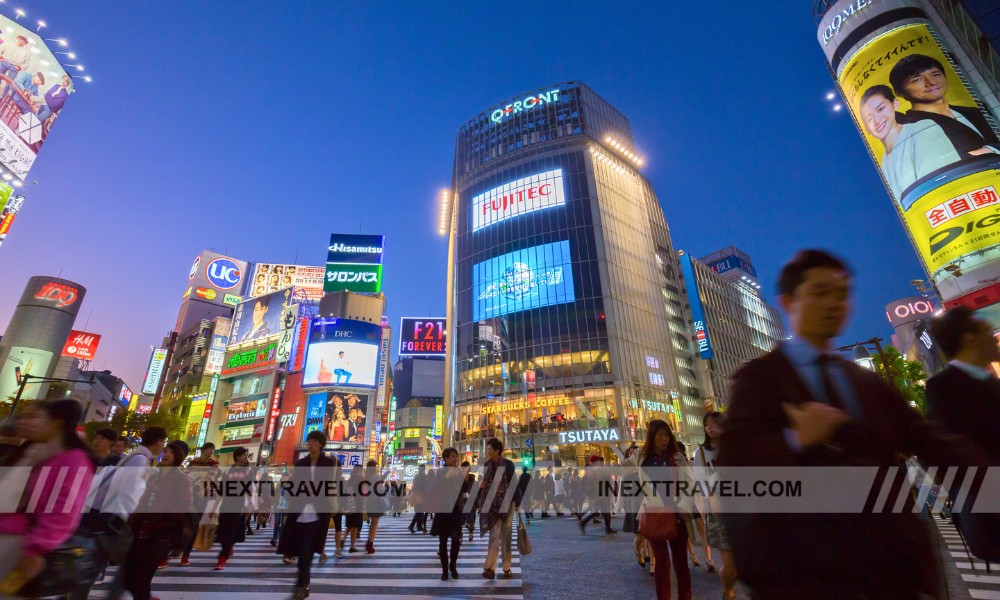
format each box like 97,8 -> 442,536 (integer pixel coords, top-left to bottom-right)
521,450 -> 535,470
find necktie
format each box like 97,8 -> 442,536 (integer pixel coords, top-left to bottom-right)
816,354 -> 846,410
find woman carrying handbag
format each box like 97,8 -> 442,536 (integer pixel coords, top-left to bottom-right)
634,419 -> 692,600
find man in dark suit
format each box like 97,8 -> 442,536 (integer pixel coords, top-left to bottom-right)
277,430 -> 338,600
717,249 -> 990,599
890,54 -> 1000,156
926,306 -> 1000,562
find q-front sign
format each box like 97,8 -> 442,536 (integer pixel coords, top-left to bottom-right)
490,89 -> 561,125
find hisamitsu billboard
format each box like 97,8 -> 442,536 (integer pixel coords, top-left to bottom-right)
326,234 -> 385,265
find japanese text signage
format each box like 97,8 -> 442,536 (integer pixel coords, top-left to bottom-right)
221,342 -> 277,376
398,317 -> 447,356
472,169 -> 566,231
325,234 -> 385,293
61,330 -> 101,361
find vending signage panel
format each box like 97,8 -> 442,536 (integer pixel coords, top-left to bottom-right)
681,253 -> 714,359
821,9 -> 1000,300
229,288 -> 292,346
302,391 -> 327,444
61,330 -> 101,361
141,348 -> 168,395
302,319 -> 382,388
0,15 -> 75,180
249,264 -> 325,301
472,169 -> 566,231
276,304 -> 299,364
473,240 -> 576,321
204,318 -> 232,375
398,317 -> 446,356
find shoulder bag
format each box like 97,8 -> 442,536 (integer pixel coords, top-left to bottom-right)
516,512 -> 532,555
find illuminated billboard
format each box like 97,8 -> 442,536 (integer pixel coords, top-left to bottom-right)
250,263 -> 325,301
681,253 -> 714,359
204,317 -> 232,375
61,330 -> 101,361
0,14 -> 75,180
229,288 -> 292,346
221,341 -> 277,377
117,383 -> 132,407
302,318 -> 382,388
399,317 -> 446,357
325,234 -> 385,293
186,251 -> 250,307
141,348 -> 168,395
473,240 -> 576,321
0,346 -> 53,401
820,5 -> 1000,303
0,193 -> 25,248
472,169 -> 566,231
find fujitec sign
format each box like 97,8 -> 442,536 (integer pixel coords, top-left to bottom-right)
472,169 -> 566,231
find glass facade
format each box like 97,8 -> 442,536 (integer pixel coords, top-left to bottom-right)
446,82 -> 705,464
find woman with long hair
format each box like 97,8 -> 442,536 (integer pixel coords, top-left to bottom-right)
0,400 -> 96,596
125,441 -> 195,600
431,448 -> 471,580
677,441 -> 713,571
636,419 -> 692,600
693,411 -> 737,600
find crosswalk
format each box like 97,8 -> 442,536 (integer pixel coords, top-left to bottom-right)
96,515 -> 524,600
935,517 -> 1000,600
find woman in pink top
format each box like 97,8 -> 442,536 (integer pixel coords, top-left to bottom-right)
0,400 -> 96,596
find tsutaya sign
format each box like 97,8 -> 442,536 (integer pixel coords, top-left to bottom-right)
489,89 -> 561,125
558,428 -> 620,444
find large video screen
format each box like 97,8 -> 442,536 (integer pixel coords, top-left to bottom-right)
302,319 -> 382,388
473,240 -> 576,321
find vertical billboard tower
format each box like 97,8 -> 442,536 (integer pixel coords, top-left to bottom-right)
816,0 -> 1000,319
0,276 -> 85,402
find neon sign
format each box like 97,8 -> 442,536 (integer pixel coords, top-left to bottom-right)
489,89 -> 561,124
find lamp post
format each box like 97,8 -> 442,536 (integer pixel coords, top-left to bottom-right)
837,337 -> 894,385
2,372 -> 96,433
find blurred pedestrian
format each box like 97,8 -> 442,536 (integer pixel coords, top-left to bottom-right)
362,460 -> 388,554
408,464 -> 429,533
479,437 -> 515,579
462,461 -> 478,541
215,447 -> 254,570
578,455 -> 615,534
432,448 -> 471,580
693,411 -> 736,600
92,427 -> 121,467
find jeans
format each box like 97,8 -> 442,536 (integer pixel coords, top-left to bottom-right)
272,513 -> 285,543
483,506 -> 514,572
649,521 -> 691,600
293,520 -> 320,588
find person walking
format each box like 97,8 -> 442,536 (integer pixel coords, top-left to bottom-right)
0,400 -> 96,599
432,448 -> 472,580
717,249 -> 991,599
92,427 -> 122,467
636,419 -> 692,600
517,468 -> 534,524
621,444 -> 648,568
180,443 -> 221,566
693,411 -> 736,600
70,426 -> 166,600
361,460 -> 388,554
552,471 -> 566,517
214,447 -> 254,570
123,441 -> 196,600
539,469 -> 554,518
277,430 -> 338,600
343,465 -> 366,553
408,464 -> 429,533
462,461 -> 478,541
578,455 -> 616,534
479,437 -> 516,580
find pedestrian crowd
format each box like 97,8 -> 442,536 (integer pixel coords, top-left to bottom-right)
0,249 -> 999,600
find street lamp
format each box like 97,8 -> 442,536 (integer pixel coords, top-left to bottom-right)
2,371 -> 96,434
852,344 -> 875,371
838,337 -> 894,384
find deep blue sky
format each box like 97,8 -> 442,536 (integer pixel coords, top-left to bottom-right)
0,2 -> 927,390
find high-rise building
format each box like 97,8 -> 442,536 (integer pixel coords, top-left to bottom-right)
814,0 -> 1000,325
444,82 -> 707,464
681,250 -> 786,410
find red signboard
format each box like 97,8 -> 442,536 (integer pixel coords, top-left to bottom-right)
292,317 -> 309,372
35,281 -> 79,309
61,330 -> 102,360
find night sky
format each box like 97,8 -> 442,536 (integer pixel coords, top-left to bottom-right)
0,2 -> 928,390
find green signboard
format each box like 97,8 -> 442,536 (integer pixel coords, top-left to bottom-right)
324,263 -> 383,293
221,342 -> 277,376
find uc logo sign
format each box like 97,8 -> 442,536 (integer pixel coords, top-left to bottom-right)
206,258 -> 242,290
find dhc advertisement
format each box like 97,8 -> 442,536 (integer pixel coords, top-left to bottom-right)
473,240 -> 576,321
302,319 -> 382,388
